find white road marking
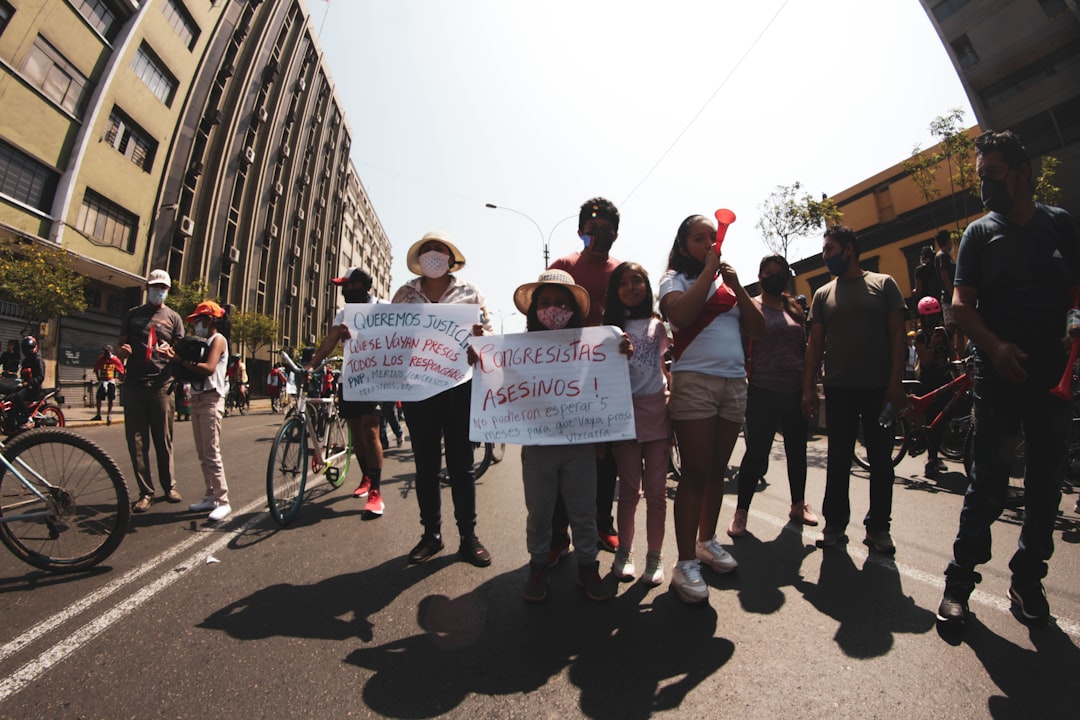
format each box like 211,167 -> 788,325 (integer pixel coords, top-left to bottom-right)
742,502 -> 1080,640
0,506 -> 268,702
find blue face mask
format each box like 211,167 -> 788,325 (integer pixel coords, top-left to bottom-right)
147,288 -> 168,306
825,253 -> 850,277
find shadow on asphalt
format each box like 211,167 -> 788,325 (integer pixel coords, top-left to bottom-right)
794,547 -> 936,659
197,557 -> 735,719
959,615 -> 1080,718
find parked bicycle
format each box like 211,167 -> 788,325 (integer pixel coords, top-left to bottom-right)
0,378 -> 65,436
266,353 -> 352,525
0,427 -> 129,571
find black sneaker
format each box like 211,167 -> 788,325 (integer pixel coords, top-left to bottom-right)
937,584 -> 973,625
1008,580 -> 1050,625
408,535 -> 444,564
459,535 -> 492,567
576,560 -> 612,602
523,563 -> 549,603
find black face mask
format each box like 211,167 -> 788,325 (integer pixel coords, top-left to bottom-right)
980,176 -> 1013,214
588,226 -> 616,253
343,288 -> 371,304
760,274 -> 788,296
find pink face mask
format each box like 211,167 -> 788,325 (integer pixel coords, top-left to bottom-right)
537,306 -> 573,330
418,250 -> 450,279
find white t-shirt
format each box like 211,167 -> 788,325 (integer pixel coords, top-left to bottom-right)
623,317 -> 669,396
659,270 -> 745,378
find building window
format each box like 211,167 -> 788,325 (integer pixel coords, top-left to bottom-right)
0,140 -> 58,212
71,0 -> 117,39
980,38 -> 1080,107
1039,0 -> 1067,19
950,34 -> 979,70
103,108 -> 157,171
931,0 -> 972,23
0,1 -> 14,36
77,190 -> 137,252
21,36 -> 90,114
161,0 -> 199,50
874,185 -> 895,223
131,44 -> 177,105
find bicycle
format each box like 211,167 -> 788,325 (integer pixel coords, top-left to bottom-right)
472,441 -> 505,479
0,427 -> 130,572
0,380 -> 65,436
855,359 -> 973,471
266,353 -> 352,526
223,382 -> 248,416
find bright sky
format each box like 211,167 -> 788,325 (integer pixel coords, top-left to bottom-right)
313,0 -> 974,332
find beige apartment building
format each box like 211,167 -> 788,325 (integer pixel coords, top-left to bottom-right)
0,0 -> 390,389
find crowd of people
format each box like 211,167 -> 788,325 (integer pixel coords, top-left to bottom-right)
18,129 -> 1073,634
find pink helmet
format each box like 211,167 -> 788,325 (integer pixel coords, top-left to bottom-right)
917,296 -> 942,316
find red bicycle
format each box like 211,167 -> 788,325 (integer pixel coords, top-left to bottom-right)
855,359 -> 973,472
0,379 -> 65,436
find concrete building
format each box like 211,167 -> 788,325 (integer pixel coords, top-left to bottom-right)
919,0 -> 1080,216
0,0 -> 391,390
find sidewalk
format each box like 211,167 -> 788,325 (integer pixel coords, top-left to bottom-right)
60,397 -> 274,428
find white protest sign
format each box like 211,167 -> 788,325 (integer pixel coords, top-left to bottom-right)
467,326 -> 635,445
341,303 -> 481,402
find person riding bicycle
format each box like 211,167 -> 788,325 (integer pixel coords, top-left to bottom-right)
225,354 -> 248,408
914,321 -> 955,478
92,345 -> 125,425
306,267 -> 386,518
3,336 -> 45,432
266,363 -> 286,413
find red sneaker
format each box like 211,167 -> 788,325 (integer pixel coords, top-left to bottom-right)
352,476 -> 371,498
363,489 -> 384,516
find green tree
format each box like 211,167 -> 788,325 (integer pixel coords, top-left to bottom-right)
230,310 -> 279,358
1034,155 -> 1061,206
903,109 -> 979,235
929,109 -> 978,230
755,182 -> 841,259
0,237 -> 87,333
165,279 -> 214,321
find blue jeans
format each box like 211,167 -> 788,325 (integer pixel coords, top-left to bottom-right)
945,373 -> 1069,586
822,387 -> 894,533
736,384 -> 807,509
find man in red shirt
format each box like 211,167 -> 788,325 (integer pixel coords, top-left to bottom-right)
92,345 -> 125,425
547,197 -> 623,556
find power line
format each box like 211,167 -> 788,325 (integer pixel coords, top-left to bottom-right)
620,0 -> 793,207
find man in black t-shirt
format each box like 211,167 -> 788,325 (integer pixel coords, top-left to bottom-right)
933,229 -> 962,353
937,130 -> 1080,630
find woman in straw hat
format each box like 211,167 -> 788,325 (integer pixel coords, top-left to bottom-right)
392,231 -> 493,568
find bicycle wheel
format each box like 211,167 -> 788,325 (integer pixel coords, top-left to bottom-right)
472,441 -> 492,479
0,428 -> 130,572
490,442 -> 505,464
854,415 -> 910,470
939,412 -> 971,461
35,404 -> 65,428
266,418 -> 307,525
323,415 -> 351,488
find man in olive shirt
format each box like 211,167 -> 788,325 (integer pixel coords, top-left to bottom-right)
118,269 -> 185,512
802,226 -> 906,554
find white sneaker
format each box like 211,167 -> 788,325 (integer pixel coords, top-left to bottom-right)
612,549 -> 635,582
642,551 -> 664,586
671,559 -> 708,603
696,536 -> 738,574
208,503 -> 232,522
189,497 -> 215,512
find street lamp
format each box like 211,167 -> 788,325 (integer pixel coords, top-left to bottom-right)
485,203 -> 548,269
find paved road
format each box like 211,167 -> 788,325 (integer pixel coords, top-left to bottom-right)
1,410 -> 1078,719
